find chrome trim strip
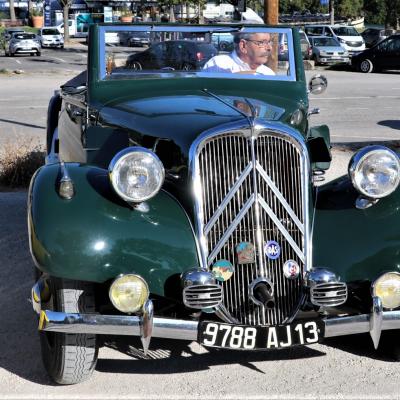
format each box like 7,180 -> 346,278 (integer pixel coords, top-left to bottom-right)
204,162 -> 253,235
258,194 -> 305,263
207,193 -> 255,266
255,161 -> 303,234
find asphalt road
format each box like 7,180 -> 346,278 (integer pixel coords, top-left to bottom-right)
1,52 -> 400,398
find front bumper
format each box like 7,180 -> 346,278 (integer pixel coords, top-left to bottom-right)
33,281 -> 398,351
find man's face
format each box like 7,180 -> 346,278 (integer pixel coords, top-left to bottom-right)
239,33 -> 272,69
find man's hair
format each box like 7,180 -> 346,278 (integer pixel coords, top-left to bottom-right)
233,32 -> 255,48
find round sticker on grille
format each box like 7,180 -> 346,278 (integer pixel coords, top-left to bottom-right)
212,260 -> 234,282
283,260 -> 300,279
264,241 -> 281,260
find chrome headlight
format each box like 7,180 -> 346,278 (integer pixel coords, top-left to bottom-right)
372,272 -> 400,309
349,146 -> 400,199
109,147 -> 164,203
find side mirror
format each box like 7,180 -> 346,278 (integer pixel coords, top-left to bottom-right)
308,74 -> 328,95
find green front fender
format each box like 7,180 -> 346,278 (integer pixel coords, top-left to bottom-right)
313,176 -> 400,283
28,163 -> 199,297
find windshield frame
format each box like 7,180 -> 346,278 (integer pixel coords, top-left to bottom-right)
96,24 -> 297,82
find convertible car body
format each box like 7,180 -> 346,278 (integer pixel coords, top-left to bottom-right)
29,23 -> 400,384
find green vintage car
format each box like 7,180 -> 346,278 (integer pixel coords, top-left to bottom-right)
29,23 -> 400,384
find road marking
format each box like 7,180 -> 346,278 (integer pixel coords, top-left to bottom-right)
347,107 -> 369,110
49,57 -> 66,63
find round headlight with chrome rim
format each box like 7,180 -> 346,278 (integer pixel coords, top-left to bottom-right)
109,147 -> 165,203
349,146 -> 400,199
372,272 -> 400,310
109,274 -> 149,313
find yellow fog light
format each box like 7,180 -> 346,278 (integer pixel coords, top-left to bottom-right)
373,272 -> 400,309
109,274 -> 149,313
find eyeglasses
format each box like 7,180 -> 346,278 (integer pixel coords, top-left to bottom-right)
245,39 -> 272,48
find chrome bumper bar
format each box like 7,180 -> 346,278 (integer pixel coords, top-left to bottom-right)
36,299 -> 400,349
33,279 -> 399,349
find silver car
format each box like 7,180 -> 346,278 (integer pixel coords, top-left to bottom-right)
309,36 -> 349,65
5,32 -> 41,57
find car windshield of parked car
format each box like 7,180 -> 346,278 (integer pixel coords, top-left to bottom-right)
99,26 -> 296,82
13,33 -> 36,40
41,29 -> 59,35
332,26 -> 360,36
312,37 -> 339,46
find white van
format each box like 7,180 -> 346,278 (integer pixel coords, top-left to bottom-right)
305,24 -> 365,55
56,20 -> 76,37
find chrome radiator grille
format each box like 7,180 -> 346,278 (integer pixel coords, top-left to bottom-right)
194,128 -> 308,326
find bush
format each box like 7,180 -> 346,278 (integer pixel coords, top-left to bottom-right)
0,138 -> 45,188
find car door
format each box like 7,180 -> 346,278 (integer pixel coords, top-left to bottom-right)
375,37 -> 399,69
385,37 -> 400,69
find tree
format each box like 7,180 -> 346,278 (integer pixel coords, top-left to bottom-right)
59,0 -> 73,42
9,0 -> 16,21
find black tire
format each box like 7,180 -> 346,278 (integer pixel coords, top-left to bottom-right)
39,277 -> 98,384
37,51 -> 41,57
182,63 -> 194,71
128,61 -> 142,70
359,58 -> 373,73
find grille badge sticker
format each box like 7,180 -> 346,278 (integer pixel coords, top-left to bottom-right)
264,240 -> 281,260
236,242 -> 255,264
212,260 -> 234,282
283,260 -> 300,279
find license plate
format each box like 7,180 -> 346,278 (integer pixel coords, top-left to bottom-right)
198,320 -> 324,350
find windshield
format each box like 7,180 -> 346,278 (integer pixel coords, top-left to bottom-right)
332,26 -> 359,36
98,26 -> 296,82
312,37 -> 339,46
42,29 -> 59,35
13,33 -> 36,40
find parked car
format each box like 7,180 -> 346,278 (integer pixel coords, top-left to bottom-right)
299,29 -> 312,59
305,24 -> 365,56
211,32 -> 234,52
126,40 -> 217,70
1,27 -> 25,41
279,30 -> 311,61
352,33 -> 400,72
309,36 -> 350,65
126,31 -> 150,47
4,32 -> 41,56
30,24 -> 400,385
39,27 -> 64,48
361,27 -> 392,48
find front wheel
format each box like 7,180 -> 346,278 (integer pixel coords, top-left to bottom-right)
39,278 -> 98,384
182,62 -> 194,71
128,61 -> 142,70
359,58 -> 373,73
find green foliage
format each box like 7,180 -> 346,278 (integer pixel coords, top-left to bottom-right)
31,7 -> 43,16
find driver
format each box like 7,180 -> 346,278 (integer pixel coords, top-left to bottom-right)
203,32 -> 275,75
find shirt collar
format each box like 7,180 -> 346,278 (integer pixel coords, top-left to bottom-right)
231,50 -> 251,69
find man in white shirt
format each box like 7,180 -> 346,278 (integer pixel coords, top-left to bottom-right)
203,32 -> 275,75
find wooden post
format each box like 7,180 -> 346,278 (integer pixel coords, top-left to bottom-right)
264,0 -> 278,24
264,0 -> 278,71
329,0 -> 334,25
